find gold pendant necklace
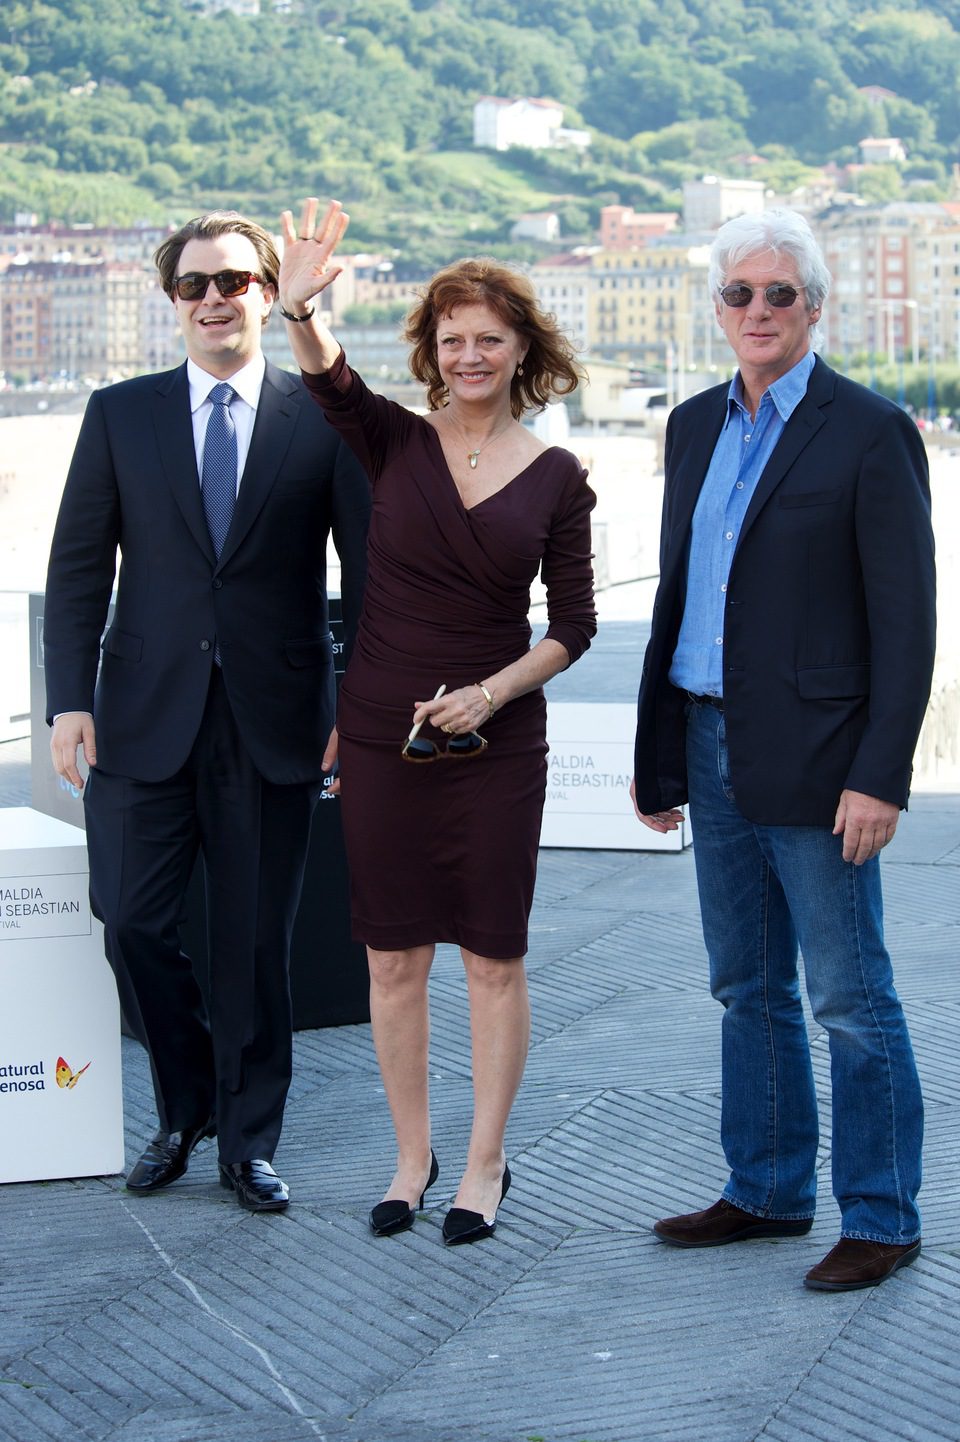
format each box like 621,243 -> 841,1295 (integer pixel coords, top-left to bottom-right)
446,412 -> 513,468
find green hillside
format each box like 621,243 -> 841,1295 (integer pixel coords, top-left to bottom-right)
1,0 -> 956,262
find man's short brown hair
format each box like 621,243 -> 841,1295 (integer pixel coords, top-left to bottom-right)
154,211 -> 280,302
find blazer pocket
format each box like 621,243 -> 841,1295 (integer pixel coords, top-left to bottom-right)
101,627 -> 143,663
778,488 -> 842,508
283,634 -> 334,668
796,663 -> 870,699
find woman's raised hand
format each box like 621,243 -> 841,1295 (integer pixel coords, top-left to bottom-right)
279,198 -> 349,312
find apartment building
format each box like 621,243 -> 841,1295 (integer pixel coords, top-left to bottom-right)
599,206 -> 679,249
682,176 -> 766,232
0,262 -> 53,376
0,260 -> 153,381
0,240 -> 428,381
914,211 -> 960,363
559,198 -> 960,373
590,242 -> 712,368
530,252 -> 595,350
141,281 -> 185,373
816,202 -> 960,362
0,220 -> 174,266
531,240 -> 713,369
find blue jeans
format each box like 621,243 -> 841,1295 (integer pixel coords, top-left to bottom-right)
685,701 -> 922,1243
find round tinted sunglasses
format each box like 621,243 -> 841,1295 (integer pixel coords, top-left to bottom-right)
401,731 -> 488,762
718,283 -> 804,309
173,270 -> 264,302
400,683 -> 488,762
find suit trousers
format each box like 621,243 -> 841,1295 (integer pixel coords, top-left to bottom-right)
84,667 -> 319,1163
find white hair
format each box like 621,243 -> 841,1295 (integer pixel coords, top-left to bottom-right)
708,208 -> 831,313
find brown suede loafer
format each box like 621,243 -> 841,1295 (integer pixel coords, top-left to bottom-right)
804,1237 -> 921,1291
654,1198 -> 814,1247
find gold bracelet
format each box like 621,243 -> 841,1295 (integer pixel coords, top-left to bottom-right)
475,681 -> 495,719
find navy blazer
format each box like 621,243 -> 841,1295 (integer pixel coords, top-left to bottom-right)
44,360 -> 370,785
634,356 -> 936,825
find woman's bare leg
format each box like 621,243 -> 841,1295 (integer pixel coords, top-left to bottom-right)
452,950 -> 530,1219
367,943 -> 436,1204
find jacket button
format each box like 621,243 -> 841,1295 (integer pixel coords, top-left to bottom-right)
200,640 -> 211,651
213,578 -> 223,590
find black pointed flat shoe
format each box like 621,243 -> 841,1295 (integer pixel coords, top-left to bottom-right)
369,1150 -> 439,1237
442,1164 -> 512,1246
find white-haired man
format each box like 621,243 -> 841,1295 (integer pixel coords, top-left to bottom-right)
632,208 -> 935,1290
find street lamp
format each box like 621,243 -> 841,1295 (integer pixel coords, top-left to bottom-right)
675,311 -> 689,405
920,300 -> 938,425
870,299 -> 896,366
943,296 -> 960,366
902,299 -> 919,368
902,300 -> 941,424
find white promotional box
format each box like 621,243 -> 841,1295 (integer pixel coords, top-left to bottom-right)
541,702 -> 691,851
0,808 -> 124,1183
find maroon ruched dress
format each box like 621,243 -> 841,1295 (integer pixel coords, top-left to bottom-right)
303,353 -> 596,958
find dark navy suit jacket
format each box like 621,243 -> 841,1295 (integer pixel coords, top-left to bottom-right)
634,356 -> 936,826
44,360 -> 370,784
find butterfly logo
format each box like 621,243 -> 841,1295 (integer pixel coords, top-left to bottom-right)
55,1056 -> 91,1089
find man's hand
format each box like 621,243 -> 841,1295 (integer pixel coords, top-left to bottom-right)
630,778 -> 685,832
50,711 -> 96,789
833,788 -> 899,865
322,725 -> 340,795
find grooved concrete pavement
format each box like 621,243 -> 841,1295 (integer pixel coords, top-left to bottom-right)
2,743 -> 959,1441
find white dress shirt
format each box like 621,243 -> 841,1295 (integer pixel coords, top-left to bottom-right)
187,354 -> 266,491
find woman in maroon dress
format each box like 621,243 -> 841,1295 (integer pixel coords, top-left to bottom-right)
279,199 -> 596,1244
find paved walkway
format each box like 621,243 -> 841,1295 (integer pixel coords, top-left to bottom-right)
1,728 -> 958,1441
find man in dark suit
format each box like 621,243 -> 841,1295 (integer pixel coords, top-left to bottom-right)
44,211 -> 370,1211
632,209 -> 936,1290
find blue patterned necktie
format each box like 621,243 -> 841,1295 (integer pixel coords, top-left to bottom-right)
201,382 -> 237,666
201,382 -> 237,559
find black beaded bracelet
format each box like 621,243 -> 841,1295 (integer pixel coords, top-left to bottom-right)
279,303 -> 315,323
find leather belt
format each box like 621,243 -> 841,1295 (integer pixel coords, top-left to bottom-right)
687,691 -> 724,710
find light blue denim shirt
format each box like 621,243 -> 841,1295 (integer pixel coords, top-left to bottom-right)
668,349 -> 816,698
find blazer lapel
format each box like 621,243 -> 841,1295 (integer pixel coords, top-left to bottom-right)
217,362 -> 300,570
153,365 -> 215,564
737,356 -> 835,545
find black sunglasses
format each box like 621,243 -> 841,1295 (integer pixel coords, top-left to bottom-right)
401,731 -> 488,763
173,270 -> 264,301
718,283 -> 804,309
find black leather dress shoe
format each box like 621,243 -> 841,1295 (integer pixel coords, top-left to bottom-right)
125,1120 -> 216,1193
218,1159 -> 290,1212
